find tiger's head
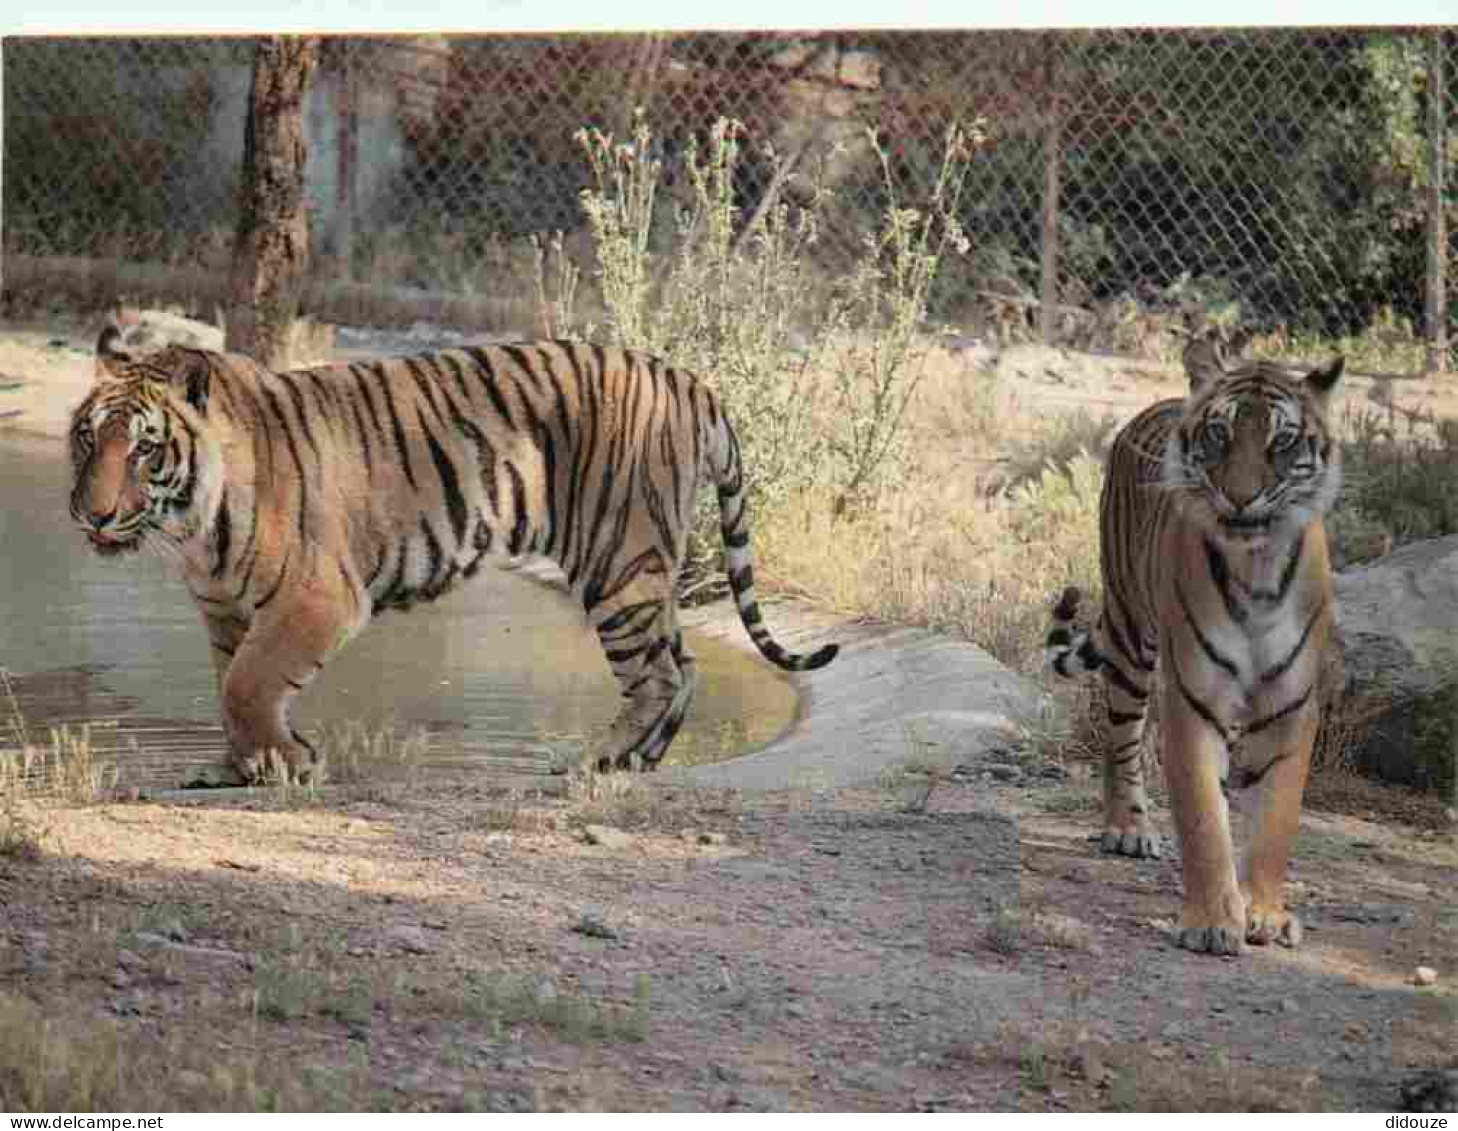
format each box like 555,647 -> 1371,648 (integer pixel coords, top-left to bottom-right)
68,319 -> 222,558
1162,356 -> 1345,548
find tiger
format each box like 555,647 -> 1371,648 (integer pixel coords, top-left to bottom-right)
1044,347 -> 1344,955
68,317 -> 838,782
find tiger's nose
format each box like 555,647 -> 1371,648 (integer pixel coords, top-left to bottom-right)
85,504 -> 118,529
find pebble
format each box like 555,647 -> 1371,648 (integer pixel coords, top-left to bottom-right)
383,925 -> 437,955
1414,966 -> 1438,987
581,824 -> 634,850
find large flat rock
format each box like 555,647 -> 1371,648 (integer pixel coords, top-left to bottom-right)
663,605 -> 1047,791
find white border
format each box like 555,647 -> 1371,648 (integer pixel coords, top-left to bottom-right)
2,0 -> 1455,36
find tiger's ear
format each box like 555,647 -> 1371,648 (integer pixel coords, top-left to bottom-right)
94,312 -> 139,384
1183,334 -> 1228,396
168,350 -> 213,414
1304,356 -> 1344,398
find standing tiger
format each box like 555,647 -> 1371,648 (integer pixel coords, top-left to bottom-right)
68,318 -> 837,781
1045,348 -> 1344,955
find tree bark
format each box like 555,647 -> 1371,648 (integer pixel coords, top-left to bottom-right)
227,36 -> 318,368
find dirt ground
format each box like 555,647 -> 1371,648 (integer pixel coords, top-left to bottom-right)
2,762 -> 1454,1112
2,317 -> 1456,1112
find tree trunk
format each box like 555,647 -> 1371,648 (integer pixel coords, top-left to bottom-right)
227,36 -> 318,368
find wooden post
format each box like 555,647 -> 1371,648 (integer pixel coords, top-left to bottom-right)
1038,35 -> 1063,347
227,36 -> 319,368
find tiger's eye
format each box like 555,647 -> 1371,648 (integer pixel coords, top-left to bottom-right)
1199,420 -> 1231,459
1271,428 -> 1300,453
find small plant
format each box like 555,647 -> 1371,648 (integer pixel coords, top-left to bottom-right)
530,229 -> 587,340
986,902 -> 1026,956
574,112 -> 983,576
461,970 -> 650,1044
881,723 -> 957,813
317,720 -> 428,786
564,764 -> 658,829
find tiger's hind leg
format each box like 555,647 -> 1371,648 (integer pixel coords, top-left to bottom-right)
585,571 -> 696,772
1094,623 -> 1161,859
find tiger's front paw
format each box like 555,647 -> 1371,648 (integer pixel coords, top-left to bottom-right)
1176,923 -> 1245,955
1101,825 -> 1161,859
1246,904 -> 1303,948
1175,888 -> 1247,955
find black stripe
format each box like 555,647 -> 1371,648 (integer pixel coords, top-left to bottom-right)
596,599 -> 661,637
255,553 -> 290,611
350,365 -> 386,438
351,398 -> 375,476
420,515 -> 444,589
1176,581 -> 1240,680
211,488 -> 232,580
1260,603 -> 1325,684
1245,685 -> 1313,736
372,363 -> 418,490
465,347 -> 515,428
405,358 -> 449,428
275,372 -> 320,460
506,461 -> 530,555
1108,708 -> 1143,727
1169,654 -> 1229,743
262,386 -> 310,543
423,421 -> 469,548
502,344 -> 544,392
439,352 -> 476,404
1236,748 -> 1296,788
1103,658 -> 1149,703
1270,534 -> 1306,603
1204,538 -> 1247,625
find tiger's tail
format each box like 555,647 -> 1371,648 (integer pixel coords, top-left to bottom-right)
713,419 -> 838,673
1044,586 -> 1103,678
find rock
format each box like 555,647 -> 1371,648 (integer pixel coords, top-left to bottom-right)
983,763 -> 1023,782
119,311 -> 224,353
1399,1068 -> 1458,1113
697,832 -> 728,847
1327,904 -> 1417,928
581,824 -> 634,850
382,925 -> 436,955
1333,537 -> 1458,787
181,764 -> 247,789
1414,966 -> 1439,987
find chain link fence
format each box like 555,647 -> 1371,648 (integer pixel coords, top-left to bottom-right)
4,29 -> 1455,371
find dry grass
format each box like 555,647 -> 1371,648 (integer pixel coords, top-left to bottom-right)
1,668 -> 119,859
751,349 -> 1105,672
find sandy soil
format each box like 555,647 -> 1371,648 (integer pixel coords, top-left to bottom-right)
1,317 -> 1455,1112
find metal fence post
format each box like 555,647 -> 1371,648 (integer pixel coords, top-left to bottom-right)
1426,29 -> 1449,376
334,41 -> 358,279
1038,34 -> 1062,348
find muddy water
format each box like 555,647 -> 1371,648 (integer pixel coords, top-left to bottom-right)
0,437 -> 797,787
